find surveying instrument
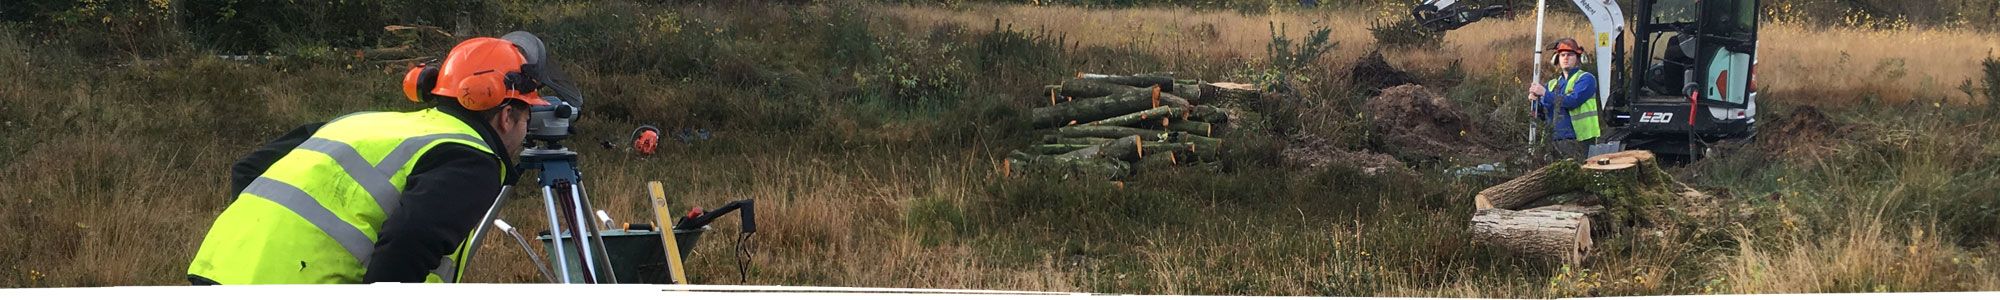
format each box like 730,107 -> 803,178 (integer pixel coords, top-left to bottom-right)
459,32 -> 755,284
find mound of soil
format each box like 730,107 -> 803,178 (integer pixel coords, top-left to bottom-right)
1755,106 -> 1851,160
1363,84 -> 1499,163
1282,132 -> 1411,177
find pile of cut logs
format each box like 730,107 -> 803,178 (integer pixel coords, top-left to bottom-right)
1470,151 -> 1696,265
1004,73 -> 1260,181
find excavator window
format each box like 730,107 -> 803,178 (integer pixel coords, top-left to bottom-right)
1650,0 -> 1698,24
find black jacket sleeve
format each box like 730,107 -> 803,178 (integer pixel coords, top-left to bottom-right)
362,144 -> 505,283
230,123 -> 325,196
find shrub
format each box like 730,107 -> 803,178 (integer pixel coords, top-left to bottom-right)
180,0 -> 498,53
1983,55 -> 1999,111
1260,21 -> 1336,94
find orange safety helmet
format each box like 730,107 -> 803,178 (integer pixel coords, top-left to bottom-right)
1550,38 -> 1585,55
402,37 -> 551,111
1547,37 -> 1589,66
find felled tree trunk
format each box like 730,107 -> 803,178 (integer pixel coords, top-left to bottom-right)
1031,87 -> 1163,127
1471,209 -> 1593,266
1475,161 -> 1582,210
1166,120 -> 1219,137
1057,78 -> 1144,98
1064,135 -> 1145,162
1053,126 -> 1166,139
1004,150 -> 1133,180
1079,73 -> 1176,91
1084,106 -> 1187,127
1168,83 -> 1202,101
1134,151 -> 1180,172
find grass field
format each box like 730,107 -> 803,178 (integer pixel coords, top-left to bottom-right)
2,1 -> 1997,296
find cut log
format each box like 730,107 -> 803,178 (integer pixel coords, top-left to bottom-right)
1078,73 -> 1176,91
1168,83 -> 1202,102
1198,82 -> 1260,106
1005,150 -> 1134,180
1030,87 -> 1163,128
1058,78 -> 1144,98
1181,105 -> 1232,123
1084,106 -> 1186,127
1072,135 -> 1145,162
1134,151 -> 1179,172
1028,144 -> 1093,154
1525,204 -> 1606,218
1166,120 -> 1218,137
1158,92 -> 1193,107
1474,161 -> 1582,210
1471,209 -> 1592,265
1053,126 -> 1167,139
1168,133 -> 1224,163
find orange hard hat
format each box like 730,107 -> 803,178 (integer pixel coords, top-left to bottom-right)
402,37 -> 551,110
1551,38 -> 1585,55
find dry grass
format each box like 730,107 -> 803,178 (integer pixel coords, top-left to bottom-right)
882,3 -> 2000,106
3,2 -> 1999,296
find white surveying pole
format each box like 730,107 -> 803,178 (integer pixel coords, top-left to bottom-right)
1529,0 -> 1547,146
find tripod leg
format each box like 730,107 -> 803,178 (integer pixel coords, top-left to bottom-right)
541,185 -> 574,283
559,181 -> 602,283
572,183 -> 618,283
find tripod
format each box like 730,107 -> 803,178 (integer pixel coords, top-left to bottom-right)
516,141 -> 617,283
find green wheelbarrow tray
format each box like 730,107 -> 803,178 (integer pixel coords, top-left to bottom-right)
537,226 -> 709,284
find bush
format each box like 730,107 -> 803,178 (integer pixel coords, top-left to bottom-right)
524,2 -> 715,79
1367,20 -> 1442,50
0,0 -> 183,57
1260,22 -> 1336,94
181,0 -> 498,53
1983,55 -> 1999,111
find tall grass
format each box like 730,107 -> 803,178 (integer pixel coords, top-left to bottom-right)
2,1 -> 1998,296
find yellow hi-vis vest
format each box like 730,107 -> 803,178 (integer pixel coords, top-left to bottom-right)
188,108 -> 500,284
1547,72 -> 1602,141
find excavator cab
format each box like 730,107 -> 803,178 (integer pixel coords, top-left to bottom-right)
1605,0 -> 1760,158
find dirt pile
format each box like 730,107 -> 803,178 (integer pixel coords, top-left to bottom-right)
1363,84 -> 1499,163
1281,132 -> 1412,177
1755,106 -> 1851,161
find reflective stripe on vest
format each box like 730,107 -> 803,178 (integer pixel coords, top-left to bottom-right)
188,108 -> 497,284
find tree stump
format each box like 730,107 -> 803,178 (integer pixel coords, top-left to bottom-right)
1471,209 -> 1593,265
1198,82 -> 1260,106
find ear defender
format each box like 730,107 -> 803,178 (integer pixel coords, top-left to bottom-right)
455,71 -> 508,111
401,63 -> 442,103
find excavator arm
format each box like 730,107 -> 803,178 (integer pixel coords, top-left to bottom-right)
1412,0 -> 1513,31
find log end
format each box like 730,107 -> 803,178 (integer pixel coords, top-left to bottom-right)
1474,194 -> 1495,210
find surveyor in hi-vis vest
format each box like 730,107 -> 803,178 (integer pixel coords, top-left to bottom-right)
1528,37 -> 1601,159
188,35 -> 558,284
